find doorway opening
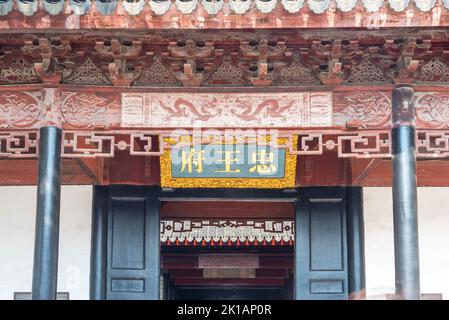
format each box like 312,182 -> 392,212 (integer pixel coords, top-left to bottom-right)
160,201 -> 295,300
93,186 -> 362,300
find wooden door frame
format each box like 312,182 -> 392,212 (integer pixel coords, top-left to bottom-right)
89,186 -> 365,300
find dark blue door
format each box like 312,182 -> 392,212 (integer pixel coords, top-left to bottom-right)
295,187 -> 350,300
106,186 -> 160,300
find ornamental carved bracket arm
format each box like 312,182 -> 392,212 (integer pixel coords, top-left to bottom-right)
167,40 -> 223,86
240,39 -> 289,86
22,37 -> 71,84
384,39 -> 431,84
95,39 -> 143,86
310,40 -> 358,85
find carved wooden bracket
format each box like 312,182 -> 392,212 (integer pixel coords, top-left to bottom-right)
385,39 -> 430,84
4,34 -> 449,87
310,40 -> 358,85
22,37 -> 71,84
250,61 -> 272,86
95,39 -> 142,86
167,40 -> 221,87
240,39 -> 288,86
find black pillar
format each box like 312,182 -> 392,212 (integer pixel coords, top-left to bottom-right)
32,126 -> 62,300
346,187 -> 366,298
89,186 -> 108,300
392,86 -> 420,300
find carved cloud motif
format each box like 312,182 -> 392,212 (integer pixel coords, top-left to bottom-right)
61,92 -> 120,128
0,92 -> 41,128
334,92 -> 392,127
415,93 -> 449,128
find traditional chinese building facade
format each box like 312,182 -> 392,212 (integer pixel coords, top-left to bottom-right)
1,0 -> 449,300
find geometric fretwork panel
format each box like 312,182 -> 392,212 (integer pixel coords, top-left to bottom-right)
416,131 -> 449,158
1,130 -> 449,159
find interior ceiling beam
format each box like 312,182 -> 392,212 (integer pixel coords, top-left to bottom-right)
159,188 -> 298,202
162,254 -> 294,269
166,268 -> 289,278
174,278 -> 286,287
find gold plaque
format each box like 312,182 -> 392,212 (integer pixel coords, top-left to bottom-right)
160,136 -> 297,188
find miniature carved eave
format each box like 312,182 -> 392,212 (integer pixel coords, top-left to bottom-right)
1,0 -> 449,29
160,219 -> 295,245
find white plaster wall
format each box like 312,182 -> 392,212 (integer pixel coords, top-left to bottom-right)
364,187 -> 449,299
0,186 -> 92,300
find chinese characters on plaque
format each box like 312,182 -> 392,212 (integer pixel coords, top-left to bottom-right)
173,144 -> 285,178
160,137 -> 297,188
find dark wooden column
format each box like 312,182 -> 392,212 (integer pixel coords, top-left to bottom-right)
392,86 -> 420,300
346,187 -> 366,298
32,126 -> 62,300
89,186 -> 108,300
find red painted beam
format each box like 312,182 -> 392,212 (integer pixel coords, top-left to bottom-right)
162,254 -> 293,269
165,268 -> 289,278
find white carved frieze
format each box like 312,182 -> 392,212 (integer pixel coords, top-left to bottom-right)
121,92 -> 333,128
415,92 -> 449,128
0,91 -> 41,128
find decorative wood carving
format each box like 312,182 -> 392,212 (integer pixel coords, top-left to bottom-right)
133,54 -> 180,86
210,55 -> 247,86
121,92 -> 333,128
40,88 -> 62,128
167,40 -> 222,87
309,40 -> 357,85
0,131 -> 38,158
0,34 -> 449,87
95,39 -> 142,86
384,38 -> 430,84
61,131 -> 162,158
160,219 -> 295,244
293,131 -> 392,159
1,87 -> 449,131
346,56 -> 390,84
416,131 -> 449,158
274,54 -> 319,86
1,129 -> 448,159
240,39 -> 288,86
0,54 -> 39,84
60,91 -> 121,128
415,92 -> 449,128
22,37 -> 71,84
63,57 -> 111,85
418,58 -> 449,82
0,91 -> 41,128
334,92 -> 392,128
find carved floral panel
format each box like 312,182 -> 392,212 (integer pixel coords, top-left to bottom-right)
333,91 -> 392,128
0,91 -> 41,129
60,91 -> 121,129
415,93 -> 449,128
